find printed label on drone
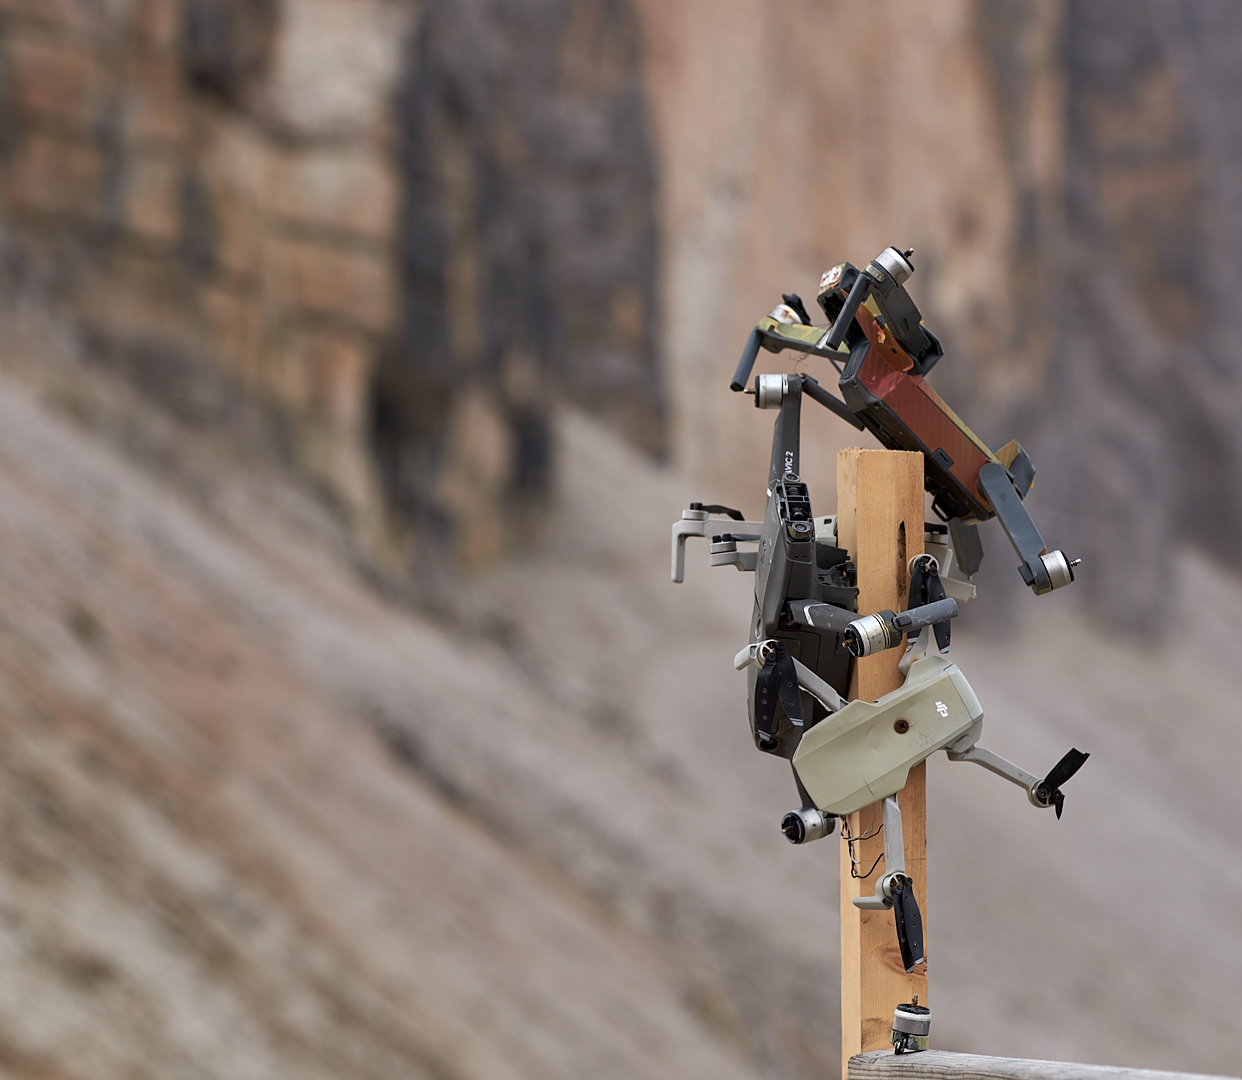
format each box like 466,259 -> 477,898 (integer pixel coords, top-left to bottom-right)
935,701 -> 949,717
785,451 -> 795,474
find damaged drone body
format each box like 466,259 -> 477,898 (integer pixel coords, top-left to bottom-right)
671,246 -> 1089,976
731,246 -> 1078,597
734,629 -> 1088,825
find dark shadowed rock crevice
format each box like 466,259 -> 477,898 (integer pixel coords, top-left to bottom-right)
181,0 -> 281,108
375,0 -> 664,556
974,0 -> 1242,625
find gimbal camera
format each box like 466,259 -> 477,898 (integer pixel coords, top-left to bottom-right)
671,248 -> 1087,974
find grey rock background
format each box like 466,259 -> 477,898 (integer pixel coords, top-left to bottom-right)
960,1 -> 1242,624
377,0 -> 662,549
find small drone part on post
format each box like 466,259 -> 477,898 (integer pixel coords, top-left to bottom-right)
780,806 -> 836,844
1037,550 -> 1078,594
892,1000 -> 931,1055
843,598 -> 959,657
754,373 -> 793,409
844,610 -> 904,656
871,246 -> 915,287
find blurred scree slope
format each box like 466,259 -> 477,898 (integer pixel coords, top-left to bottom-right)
0,2 -> 1240,1079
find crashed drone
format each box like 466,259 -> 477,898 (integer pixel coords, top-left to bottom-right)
671,246 -> 1088,987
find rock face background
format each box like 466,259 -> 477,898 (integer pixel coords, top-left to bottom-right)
380,0 -> 661,558
982,0 -> 1242,626
0,2 -> 1241,1079
0,0 -> 408,523
9,0 -> 1242,603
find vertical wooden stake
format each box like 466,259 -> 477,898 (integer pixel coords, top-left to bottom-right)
837,448 -> 927,1075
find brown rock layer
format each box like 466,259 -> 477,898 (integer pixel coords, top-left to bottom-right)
0,0 -> 408,523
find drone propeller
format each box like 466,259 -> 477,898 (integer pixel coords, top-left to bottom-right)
890,875 -> 924,973
753,642 -> 804,748
781,292 -> 813,326
1035,748 -> 1089,819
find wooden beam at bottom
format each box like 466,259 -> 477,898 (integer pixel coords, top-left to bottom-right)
850,1050 -> 1241,1080
837,448 -> 927,1074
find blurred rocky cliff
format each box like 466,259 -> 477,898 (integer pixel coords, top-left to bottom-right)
8,0 -> 1242,617
1,3 -> 1242,1079
0,0 -> 662,567
0,0 -> 408,531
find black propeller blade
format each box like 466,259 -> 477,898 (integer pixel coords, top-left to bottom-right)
754,642 -> 804,747
890,875 -> 924,973
1035,747 -> 1090,819
781,292 -> 813,326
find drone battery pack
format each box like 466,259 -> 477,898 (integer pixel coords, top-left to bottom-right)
838,305 -> 1000,522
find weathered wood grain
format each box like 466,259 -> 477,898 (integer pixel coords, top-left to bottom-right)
837,448 -> 928,1074
850,1049 -> 1241,1080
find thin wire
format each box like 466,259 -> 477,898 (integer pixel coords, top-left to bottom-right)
809,334 -> 846,374
855,850 -> 885,881
790,332 -> 845,375
840,804 -> 884,880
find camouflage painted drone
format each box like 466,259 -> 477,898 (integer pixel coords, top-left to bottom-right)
729,246 -> 1077,596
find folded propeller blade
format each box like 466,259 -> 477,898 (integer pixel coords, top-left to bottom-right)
781,293 -> 813,326
1036,747 -> 1089,819
754,643 -> 804,745
890,875 -> 924,973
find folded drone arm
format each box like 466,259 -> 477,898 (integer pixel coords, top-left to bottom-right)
671,507 -> 764,582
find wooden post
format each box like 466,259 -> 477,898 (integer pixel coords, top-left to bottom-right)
837,448 -> 928,1074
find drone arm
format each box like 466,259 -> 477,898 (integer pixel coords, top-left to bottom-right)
842,598 -> 959,658
852,796 -> 925,971
946,721 -> 1089,817
977,462 -> 1075,595
671,510 -> 709,583
791,655 -> 846,713
731,318 -> 833,393
767,377 -> 803,485
787,599 -> 856,633
731,328 -> 763,391
825,268 -> 873,350
883,794 -> 905,877
802,374 -> 865,430
854,796 -> 906,910
946,741 -> 1044,806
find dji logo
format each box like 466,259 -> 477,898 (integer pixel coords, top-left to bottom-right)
935,701 -> 949,717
